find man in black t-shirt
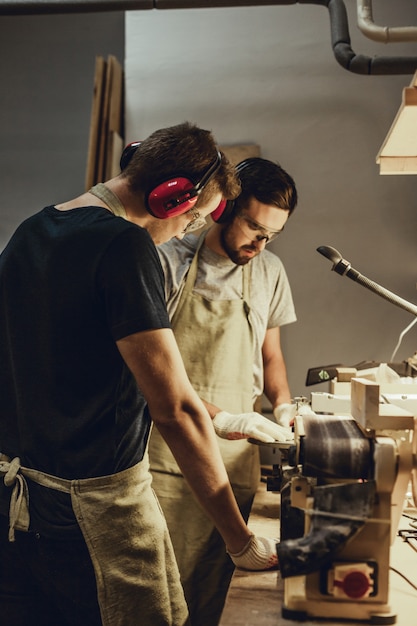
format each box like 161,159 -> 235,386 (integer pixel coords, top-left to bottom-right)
0,122 -> 280,626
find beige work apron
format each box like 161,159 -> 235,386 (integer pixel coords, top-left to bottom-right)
1,454 -> 189,626
149,233 -> 260,625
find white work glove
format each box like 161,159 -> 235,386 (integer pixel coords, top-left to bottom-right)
296,403 -> 317,416
228,534 -> 279,571
273,403 -> 296,429
213,410 -> 293,443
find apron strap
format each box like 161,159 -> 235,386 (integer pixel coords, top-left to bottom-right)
89,183 -> 127,218
242,260 -> 251,317
1,456 -> 72,541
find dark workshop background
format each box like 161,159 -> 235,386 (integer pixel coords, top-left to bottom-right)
0,2 -> 416,399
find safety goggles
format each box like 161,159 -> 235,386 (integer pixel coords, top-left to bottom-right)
236,213 -> 284,243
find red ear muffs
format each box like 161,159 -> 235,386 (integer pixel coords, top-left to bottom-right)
146,177 -> 200,218
146,150 -> 222,219
119,143 -> 222,220
211,198 -> 233,223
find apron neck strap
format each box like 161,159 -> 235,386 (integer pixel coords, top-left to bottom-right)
89,183 -> 127,218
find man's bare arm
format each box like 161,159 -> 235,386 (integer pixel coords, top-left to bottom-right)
116,327 -> 252,554
262,326 -> 292,407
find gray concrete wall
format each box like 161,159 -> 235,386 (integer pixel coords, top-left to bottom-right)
125,2 -> 417,399
0,11 -> 124,247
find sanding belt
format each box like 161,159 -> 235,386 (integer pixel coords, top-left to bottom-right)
277,415 -> 375,578
300,414 -> 371,479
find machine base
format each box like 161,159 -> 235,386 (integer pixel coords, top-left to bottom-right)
282,605 -> 397,625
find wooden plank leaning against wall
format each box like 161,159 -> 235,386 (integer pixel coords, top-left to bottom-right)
85,54 -> 124,190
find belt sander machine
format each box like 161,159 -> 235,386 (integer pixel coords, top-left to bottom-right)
274,377 -> 416,624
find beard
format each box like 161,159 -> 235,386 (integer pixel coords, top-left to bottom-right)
220,225 -> 259,266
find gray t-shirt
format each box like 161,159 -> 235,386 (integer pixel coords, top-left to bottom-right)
158,233 -> 296,398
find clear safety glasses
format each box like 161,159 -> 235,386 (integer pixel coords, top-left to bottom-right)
236,213 -> 284,243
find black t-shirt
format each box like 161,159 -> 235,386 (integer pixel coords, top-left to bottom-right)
0,205 -> 170,534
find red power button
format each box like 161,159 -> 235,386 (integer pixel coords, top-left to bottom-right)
334,570 -> 370,599
329,562 -> 375,599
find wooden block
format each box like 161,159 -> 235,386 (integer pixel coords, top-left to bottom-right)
351,377 -> 379,427
351,377 -> 414,430
335,367 -> 356,382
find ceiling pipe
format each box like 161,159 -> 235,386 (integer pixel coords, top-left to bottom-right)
357,0 -> 417,44
313,0 -> 417,74
1,0 -> 416,75
0,0 -> 153,12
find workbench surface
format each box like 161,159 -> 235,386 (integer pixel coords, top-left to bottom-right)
219,483 -> 417,626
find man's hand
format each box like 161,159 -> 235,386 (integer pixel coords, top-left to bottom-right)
228,534 -> 279,570
273,403 -> 296,428
213,410 -> 293,443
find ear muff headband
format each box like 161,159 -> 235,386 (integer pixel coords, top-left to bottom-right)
120,141 -> 142,171
211,158 -> 253,224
